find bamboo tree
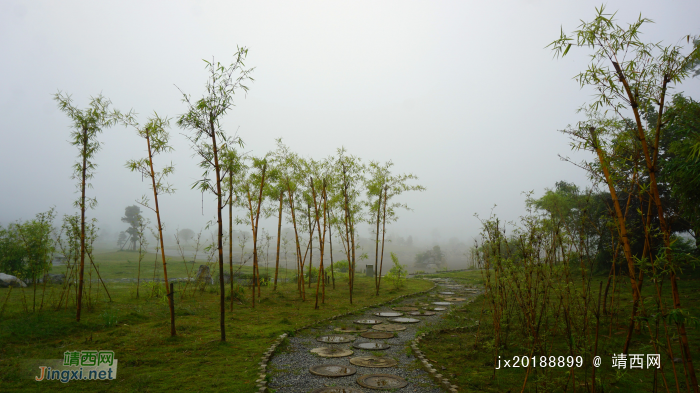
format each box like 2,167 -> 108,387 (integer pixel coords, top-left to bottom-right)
14,208 -> 56,312
273,140 -> 306,299
311,177 -> 327,309
365,160 -> 424,295
220,147 -> 244,311
336,148 -> 364,304
241,158 -> 268,307
273,189 -> 284,290
551,9 -> 700,388
121,112 -> 176,335
54,92 -> 118,322
176,48 -> 253,341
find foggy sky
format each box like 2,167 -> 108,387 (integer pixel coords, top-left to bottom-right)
1,0 -> 699,247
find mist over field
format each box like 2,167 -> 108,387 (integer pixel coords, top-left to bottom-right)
1,0 -> 699,267
3,2 -> 700,392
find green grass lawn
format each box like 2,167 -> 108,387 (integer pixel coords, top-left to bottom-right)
0,250 -> 432,392
416,269 -> 700,392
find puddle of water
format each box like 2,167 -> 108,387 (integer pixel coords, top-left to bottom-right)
373,312 -> 403,317
388,317 -> 420,324
316,335 -> 353,343
354,342 -> 390,350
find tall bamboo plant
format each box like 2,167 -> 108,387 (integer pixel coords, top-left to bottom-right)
334,148 -> 364,304
239,157 -> 269,307
54,92 -> 118,322
121,112 -> 177,336
365,160 -> 424,295
273,140 -> 307,300
550,6 -> 700,388
176,48 -> 253,341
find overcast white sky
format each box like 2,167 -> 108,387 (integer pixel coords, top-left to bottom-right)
1,0 -> 699,246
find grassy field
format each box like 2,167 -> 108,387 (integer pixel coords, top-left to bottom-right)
416,269 -> 700,392
0,250 -> 433,392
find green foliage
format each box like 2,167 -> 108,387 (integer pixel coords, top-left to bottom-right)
120,112 -> 177,210
414,246 -> 444,268
386,252 -> 407,289
548,5 -> 699,114
53,92 -> 119,212
0,225 -> 26,277
0,208 -> 56,282
101,309 -> 119,327
228,282 -> 246,303
121,205 -> 143,251
333,260 -> 349,273
176,49 -> 253,197
660,94 -> 700,249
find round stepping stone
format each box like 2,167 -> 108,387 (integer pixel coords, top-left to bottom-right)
438,291 -> 455,295
310,388 -> 364,393
408,311 -> 436,316
353,342 -> 390,350
388,317 -> 421,324
371,324 -> 406,332
424,306 -> 447,311
355,319 -> 383,325
391,306 -> 418,312
316,335 -> 356,343
356,374 -> 408,390
310,347 -> 354,358
373,311 -> 403,317
361,331 -> 395,339
443,297 -> 466,302
432,301 -> 452,306
350,356 -> 398,368
334,326 -> 368,333
309,364 -> 357,377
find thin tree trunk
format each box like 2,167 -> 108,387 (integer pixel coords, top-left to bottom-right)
308,203 -> 313,289
40,265 -> 48,311
247,188 -> 257,308
591,281 -> 602,393
321,180 -> 328,302
146,131 -> 175,336
374,193 -> 381,295
0,286 -> 13,318
76,128 -> 88,322
311,178 -> 326,309
285,185 -> 305,300
229,172 -> 234,312
589,128 -> 640,315
377,187 -> 388,294
210,121 -> 226,342
86,252 -> 111,302
329,210 -> 335,289
254,165 -> 267,298
342,171 -> 353,304
274,191 -> 283,290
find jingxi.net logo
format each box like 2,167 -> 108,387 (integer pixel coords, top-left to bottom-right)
34,350 -> 118,383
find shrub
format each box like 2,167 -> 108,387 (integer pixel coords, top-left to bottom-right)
386,252 -> 407,289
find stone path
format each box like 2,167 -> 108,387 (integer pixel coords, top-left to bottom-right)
266,278 -> 478,392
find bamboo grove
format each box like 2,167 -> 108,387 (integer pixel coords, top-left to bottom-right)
0,48 -> 424,343
471,7 -> 700,392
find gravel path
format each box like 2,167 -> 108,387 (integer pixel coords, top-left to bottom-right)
267,278 -> 474,392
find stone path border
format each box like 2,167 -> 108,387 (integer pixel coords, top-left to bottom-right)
254,281 -> 437,392
409,286 -> 482,393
